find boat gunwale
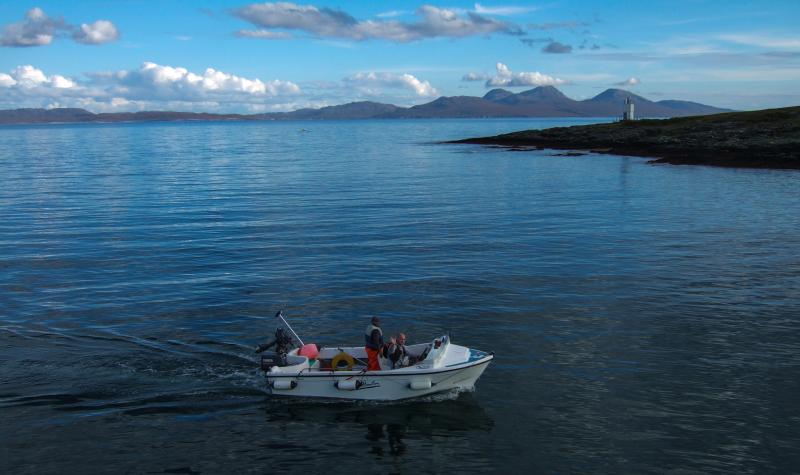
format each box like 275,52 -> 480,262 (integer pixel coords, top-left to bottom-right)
266,354 -> 493,379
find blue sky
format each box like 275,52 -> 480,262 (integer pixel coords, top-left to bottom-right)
1,1 -> 798,112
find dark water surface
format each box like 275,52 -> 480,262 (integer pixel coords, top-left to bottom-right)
1,119 -> 799,474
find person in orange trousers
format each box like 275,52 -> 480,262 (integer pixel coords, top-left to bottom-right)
364,316 -> 384,371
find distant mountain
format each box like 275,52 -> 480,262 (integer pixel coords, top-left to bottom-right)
582,89 -> 728,117
0,87 -> 732,124
502,85 -> 570,104
0,108 -> 95,123
279,87 -> 730,119
655,99 -> 728,115
0,108 -> 252,124
481,85 -> 584,116
401,96 -> 514,118
483,88 -> 515,102
261,101 -> 402,120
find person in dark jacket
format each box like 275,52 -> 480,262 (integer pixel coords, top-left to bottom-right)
364,316 -> 384,371
388,333 -> 417,369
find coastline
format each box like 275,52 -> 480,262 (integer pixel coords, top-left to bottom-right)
449,106 -> 800,170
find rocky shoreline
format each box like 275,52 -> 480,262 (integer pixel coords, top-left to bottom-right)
450,106 -> 800,169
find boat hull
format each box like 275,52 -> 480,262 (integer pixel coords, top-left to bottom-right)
266,357 -> 492,401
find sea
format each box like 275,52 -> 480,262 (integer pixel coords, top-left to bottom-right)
1,118 -> 799,474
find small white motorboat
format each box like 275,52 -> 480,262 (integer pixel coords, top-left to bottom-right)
257,312 -> 493,401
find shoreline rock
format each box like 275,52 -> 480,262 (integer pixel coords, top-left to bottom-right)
449,106 -> 800,170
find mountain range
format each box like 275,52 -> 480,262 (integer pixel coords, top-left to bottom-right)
0,87 -> 731,124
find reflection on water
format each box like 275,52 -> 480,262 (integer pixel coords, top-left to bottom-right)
265,397 -> 494,460
1,119 -> 799,473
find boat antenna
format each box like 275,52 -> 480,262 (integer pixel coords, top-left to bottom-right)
275,310 -> 305,347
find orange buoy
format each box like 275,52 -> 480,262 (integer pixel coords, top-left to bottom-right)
298,343 -> 319,360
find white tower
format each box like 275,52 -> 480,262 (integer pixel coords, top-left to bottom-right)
623,97 -> 635,121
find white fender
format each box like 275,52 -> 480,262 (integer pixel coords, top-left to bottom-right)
335,380 -> 362,390
409,379 -> 432,390
271,380 -> 297,390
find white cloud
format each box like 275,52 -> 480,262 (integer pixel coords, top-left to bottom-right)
485,62 -> 566,87
1,8 -> 61,47
0,63 -> 301,112
1,7 -> 119,47
0,73 -> 17,87
0,63 -> 446,113
462,72 -> 487,81
717,33 -> 800,50
614,77 -> 640,86
27,7 -> 46,21
118,62 -> 301,98
50,74 -> 76,89
235,29 -> 293,39
11,65 -> 75,88
376,10 -> 408,19
0,66 -> 80,112
12,65 -> 47,86
232,2 -> 522,42
73,20 -> 119,44
344,72 -> 438,97
111,97 -> 131,107
473,3 -> 538,16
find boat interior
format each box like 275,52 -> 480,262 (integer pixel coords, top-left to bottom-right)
307,343 -> 431,371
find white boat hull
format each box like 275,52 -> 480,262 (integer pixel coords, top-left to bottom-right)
266,358 -> 492,401
263,336 -> 493,401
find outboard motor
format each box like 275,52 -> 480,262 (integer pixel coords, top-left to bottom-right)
256,327 -> 295,371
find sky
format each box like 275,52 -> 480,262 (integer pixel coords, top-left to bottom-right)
1,0 -> 798,113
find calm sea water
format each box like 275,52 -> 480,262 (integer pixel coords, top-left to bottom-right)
1,118 -> 799,474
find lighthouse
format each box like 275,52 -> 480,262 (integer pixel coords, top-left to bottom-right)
622,97 -> 635,121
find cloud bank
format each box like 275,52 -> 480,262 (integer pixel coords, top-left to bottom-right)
233,3 -> 523,42
1,7 -> 118,47
0,63 -> 439,112
111,62 -> 301,98
0,63 -> 300,112
485,63 -> 566,87
343,72 -> 438,97
0,65 -> 75,89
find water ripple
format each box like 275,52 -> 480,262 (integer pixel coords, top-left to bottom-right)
1,119 -> 799,473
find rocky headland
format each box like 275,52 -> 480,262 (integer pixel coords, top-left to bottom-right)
450,106 -> 800,169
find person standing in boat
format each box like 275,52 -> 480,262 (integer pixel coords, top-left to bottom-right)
364,316 -> 384,371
